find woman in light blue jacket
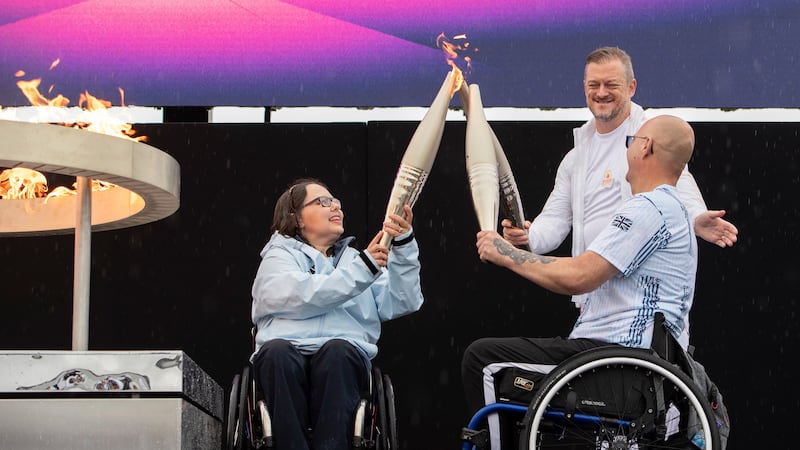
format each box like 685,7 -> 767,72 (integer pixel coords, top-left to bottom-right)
250,177 -> 424,450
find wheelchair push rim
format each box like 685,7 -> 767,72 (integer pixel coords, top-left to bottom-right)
226,372 -> 241,450
520,347 -> 721,450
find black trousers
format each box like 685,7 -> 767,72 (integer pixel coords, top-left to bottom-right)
461,336 -> 609,414
253,338 -> 369,450
461,336 -> 610,449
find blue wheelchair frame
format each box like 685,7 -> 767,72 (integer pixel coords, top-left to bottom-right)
460,313 -> 722,450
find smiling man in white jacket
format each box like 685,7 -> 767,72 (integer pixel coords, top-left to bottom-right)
503,46 -> 738,310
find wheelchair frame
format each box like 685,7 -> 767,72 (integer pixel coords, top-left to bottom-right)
518,346 -> 720,449
461,314 -> 723,450
225,363 -> 399,450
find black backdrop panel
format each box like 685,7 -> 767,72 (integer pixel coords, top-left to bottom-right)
1,121 -> 798,449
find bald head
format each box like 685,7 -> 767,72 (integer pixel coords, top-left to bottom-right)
626,115 -> 696,193
640,115 -> 695,177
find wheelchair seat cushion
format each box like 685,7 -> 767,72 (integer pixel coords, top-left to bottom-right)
494,366 -> 550,405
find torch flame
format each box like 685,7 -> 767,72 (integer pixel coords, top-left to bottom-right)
436,32 -> 478,86
451,67 -> 464,97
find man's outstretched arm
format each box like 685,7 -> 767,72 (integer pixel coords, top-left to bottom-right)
476,230 -> 619,295
695,210 -> 738,248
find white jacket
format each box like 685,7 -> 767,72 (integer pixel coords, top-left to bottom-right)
529,103 -> 707,305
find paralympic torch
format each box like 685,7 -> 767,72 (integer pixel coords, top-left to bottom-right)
379,68 -> 462,247
464,84 -> 499,231
460,83 -> 529,249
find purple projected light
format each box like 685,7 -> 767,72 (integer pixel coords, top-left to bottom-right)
279,0 -> 713,36
0,0 -> 448,107
0,0 -> 796,107
0,1 -> 85,25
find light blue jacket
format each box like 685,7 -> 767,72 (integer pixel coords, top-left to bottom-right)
250,231 -> 424,361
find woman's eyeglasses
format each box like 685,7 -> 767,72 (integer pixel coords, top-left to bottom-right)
302,196 -> 342,209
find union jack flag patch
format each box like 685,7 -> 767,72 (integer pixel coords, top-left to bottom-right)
611,215 -> 632,231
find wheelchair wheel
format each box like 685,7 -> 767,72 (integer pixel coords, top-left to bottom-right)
372,366 -> 389,450
382,373 -> 399,450
236,366 -> 252,450
226,373 -> 241,450
519,346 -> 721,450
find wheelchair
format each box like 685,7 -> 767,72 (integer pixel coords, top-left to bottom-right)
225,358 -> 399,450
461,313 -> 723,450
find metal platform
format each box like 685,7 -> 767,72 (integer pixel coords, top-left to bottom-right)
0,350 -> 223,450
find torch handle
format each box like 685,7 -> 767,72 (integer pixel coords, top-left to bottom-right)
380,164 -> 428,247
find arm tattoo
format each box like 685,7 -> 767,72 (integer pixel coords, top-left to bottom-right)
493,237 -> 556,265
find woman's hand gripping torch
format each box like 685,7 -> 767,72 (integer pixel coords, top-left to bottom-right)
379,68 -> 463,247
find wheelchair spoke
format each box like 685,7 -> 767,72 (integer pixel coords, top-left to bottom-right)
521,348 -> 720,450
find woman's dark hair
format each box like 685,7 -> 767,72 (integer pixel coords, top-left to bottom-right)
271,177 -> 329,236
